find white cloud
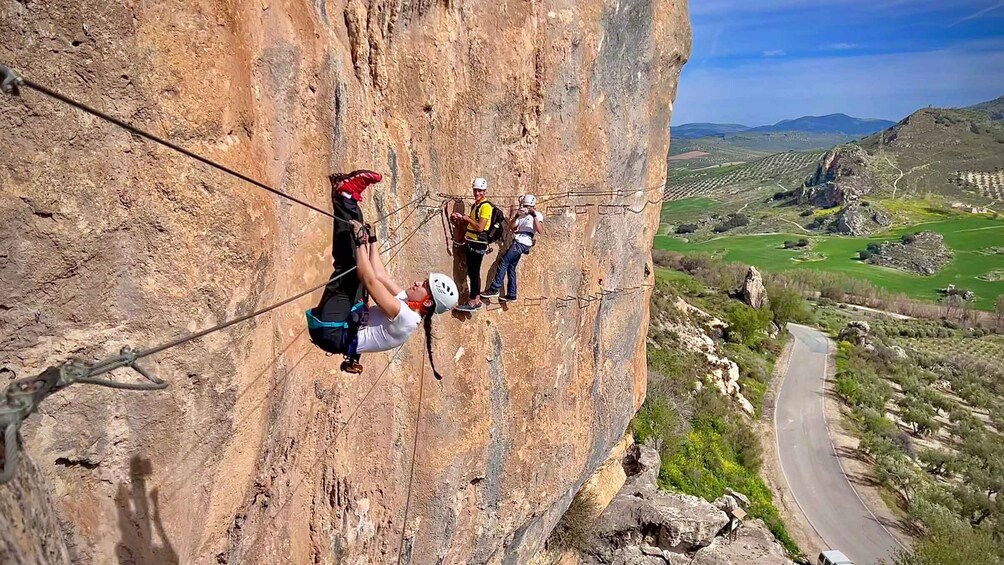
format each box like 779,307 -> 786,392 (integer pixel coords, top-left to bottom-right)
673,48 -> 1004,124
951,0 -> 1004,26
830,43 -> 859,50
762,49 -> 787,57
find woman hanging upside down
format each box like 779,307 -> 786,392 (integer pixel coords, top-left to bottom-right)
307,170 -> 459,374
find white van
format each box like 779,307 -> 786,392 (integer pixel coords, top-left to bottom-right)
819,550 -> 854,565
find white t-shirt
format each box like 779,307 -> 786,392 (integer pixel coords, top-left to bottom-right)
513,211 -> 543,247
357,291 -> 423,353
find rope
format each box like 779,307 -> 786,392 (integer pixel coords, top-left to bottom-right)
14,76 -> 335,219
134,208 -> 439,363
396,354 -> 426,565
432,182 -> 667,204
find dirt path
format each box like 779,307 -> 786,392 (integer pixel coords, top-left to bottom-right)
885,156 -> 904,199
838,303 -> 913,320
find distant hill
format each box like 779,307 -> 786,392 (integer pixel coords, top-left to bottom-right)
855,104 -> 1004,200
673,123 -> 750,139
967,95 -> 1004,122
748,113 -> 896,136
673,113 -> 896,140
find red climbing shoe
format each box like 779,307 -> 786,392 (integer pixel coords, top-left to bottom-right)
335,170 -> 382,201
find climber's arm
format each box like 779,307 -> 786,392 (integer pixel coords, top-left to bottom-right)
369,240 -> 404,296
532,211 -> 543,235
356,242 -> 402,319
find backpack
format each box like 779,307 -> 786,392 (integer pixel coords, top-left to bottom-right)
476,201 -> 507,244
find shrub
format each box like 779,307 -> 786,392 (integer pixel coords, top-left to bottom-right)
889,521 -> 1001,565
676,224 -> 698,234
767,286 -> 812,325
724,303 -> 773,349
547,490 -> 601,553
783,240 -> 798,249
713,214 -> 750,233
797,238 -> 810,247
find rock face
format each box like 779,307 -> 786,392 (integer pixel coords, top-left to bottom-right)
867,231 -> 952,275
740,267 -> 768,309
0,451 -> 71,565
798,145 -> 876,208
653,298 -> 754,416
0,2 -> 690,563
829,203 -> 891,236
838,321 -> 871,346
578,445 -> 794,565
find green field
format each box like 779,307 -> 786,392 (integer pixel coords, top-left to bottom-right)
654,216 -> 1004,307
660,197 -> 720,224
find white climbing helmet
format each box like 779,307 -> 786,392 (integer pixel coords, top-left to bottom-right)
521,194 -> 537,207
472,177 -> 488,191
428,273 -> 459,314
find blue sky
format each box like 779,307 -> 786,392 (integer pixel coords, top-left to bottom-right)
673,0 -> 1004,125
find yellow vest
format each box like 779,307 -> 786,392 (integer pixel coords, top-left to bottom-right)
465,200 -> 493,243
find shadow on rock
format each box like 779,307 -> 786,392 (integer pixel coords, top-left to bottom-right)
116,456 -> 179,565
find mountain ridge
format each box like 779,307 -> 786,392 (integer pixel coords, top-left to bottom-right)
673,113 -> 895,139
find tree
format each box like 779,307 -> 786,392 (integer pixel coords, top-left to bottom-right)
724,303 -> 772,349
889,522 -> 1001,565
835,372 -> 863,405
766,286 -> 811,325
875,452 -> 922,506
900,400 -> 939,436
918,449 -> 954,477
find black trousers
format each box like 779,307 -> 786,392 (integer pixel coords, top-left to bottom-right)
465,242 -> 487,298
311,197 -> 365,355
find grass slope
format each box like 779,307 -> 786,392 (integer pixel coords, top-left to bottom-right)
654,215 -> 1004,308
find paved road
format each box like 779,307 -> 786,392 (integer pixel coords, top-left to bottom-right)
775,324 -> 900,565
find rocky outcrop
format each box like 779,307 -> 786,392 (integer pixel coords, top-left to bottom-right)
688,520 -> 794,565
0,452 -> 71,565
867,231 -> 952,275
576,445 -> 794,565
0,1 -> 690,563
838,321 -> 871,346
740,267 -> 768,309
653,298 -> 754,415
828,203 -> 891,236
798,145 -> 876,208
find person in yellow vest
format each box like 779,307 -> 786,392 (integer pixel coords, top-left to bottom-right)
450,177 -> 493,312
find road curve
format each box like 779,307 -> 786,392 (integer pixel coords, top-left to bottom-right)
775,324 -> 900,565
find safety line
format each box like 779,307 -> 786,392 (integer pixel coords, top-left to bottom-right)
396,354 -> 426,565
14,76 -> 336,219
133,208 -> 438,363
433,181 -> 667,204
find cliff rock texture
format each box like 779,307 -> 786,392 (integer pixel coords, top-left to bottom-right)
0,0 -> 690,563
798,145 -> 875,208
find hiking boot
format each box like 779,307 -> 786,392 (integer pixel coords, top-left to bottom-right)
337,170 -> 382,201
499,296 -> 517,303
480,290 -> 500,299
340,359 -> 364,374
455,302 -> 482,313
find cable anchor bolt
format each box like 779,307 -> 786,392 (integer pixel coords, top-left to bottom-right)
0,65 -> 24,96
